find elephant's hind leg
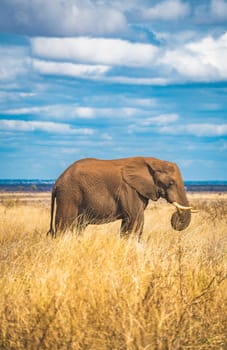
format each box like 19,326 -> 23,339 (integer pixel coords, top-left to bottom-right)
55,201 -> 79,234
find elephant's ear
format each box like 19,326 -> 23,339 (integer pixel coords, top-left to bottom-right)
122,157 -> 157,200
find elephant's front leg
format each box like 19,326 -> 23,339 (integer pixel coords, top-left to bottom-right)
120,212 -> 144,240
55,213 -> 75,234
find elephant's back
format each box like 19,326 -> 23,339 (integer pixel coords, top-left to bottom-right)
74,158 -> 122,189
55,158 -> 122,192
66,157 -> 126,175
56,157 -> 140,179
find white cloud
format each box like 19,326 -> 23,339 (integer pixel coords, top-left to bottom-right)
103,76 -> 169,85
154,30 -> 198,45
210,0 -> 227,20
186,34 -> 227,79
0,46 -> 30,82
30,32 -> 227,84
0,0 -> 127,36
159,123 -> 227,136
18,92 -> 36,98
131,98 -> 156,107
128,113 -> 179,134
3,105 -> 100,119
33,59 -> 110,79
160,32 -> 227,81
0,91 -> 35,102
3,106 -> 49,116
32,58 -> 169,85
143,0 -> 190,20
72,107 -> 95,119
0,119 -> 94,135
194,0 -> 227,23
160,50 -> 213,80
72,106 -> 146,119
2,105 -> 152,120
6,105 -> 92,120
31,37 -> 159,68
142,113 -> 179,126
101,133 -> 113,141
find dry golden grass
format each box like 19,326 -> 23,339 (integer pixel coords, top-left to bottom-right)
0,193 -> 226,349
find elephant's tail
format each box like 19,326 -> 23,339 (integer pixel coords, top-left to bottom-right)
47,186 -> 56,238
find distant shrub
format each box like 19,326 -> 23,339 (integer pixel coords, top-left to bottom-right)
30,184 -> 38,191
2,198 -> 20,208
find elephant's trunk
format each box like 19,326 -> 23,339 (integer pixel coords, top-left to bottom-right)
171,209 -> 191,231
170,195 -> 192,231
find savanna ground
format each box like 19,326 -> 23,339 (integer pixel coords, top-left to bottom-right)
0,192 -> 226,350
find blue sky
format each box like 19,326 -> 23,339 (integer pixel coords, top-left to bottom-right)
0,0 -> 227,180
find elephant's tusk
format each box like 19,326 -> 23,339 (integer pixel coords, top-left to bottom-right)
172,202 -> 199,212
172,202 -> 193,211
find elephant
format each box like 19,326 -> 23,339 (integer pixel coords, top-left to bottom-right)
47,156 -> 194,239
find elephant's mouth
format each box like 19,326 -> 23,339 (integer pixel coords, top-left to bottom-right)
170,202 -> 192,231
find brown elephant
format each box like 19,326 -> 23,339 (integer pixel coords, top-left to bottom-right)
47,156 -> 194,239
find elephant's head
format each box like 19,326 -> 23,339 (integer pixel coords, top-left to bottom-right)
123,157 -> 192,231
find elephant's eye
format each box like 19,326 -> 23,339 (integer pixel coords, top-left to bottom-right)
169,180 -> 175,187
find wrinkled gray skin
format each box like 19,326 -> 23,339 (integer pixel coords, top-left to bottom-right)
47,157 -> 191,239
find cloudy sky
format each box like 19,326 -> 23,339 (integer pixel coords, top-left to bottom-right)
0,0 -> 227,180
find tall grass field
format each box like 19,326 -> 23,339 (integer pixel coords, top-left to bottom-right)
0,193 -> 226,349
